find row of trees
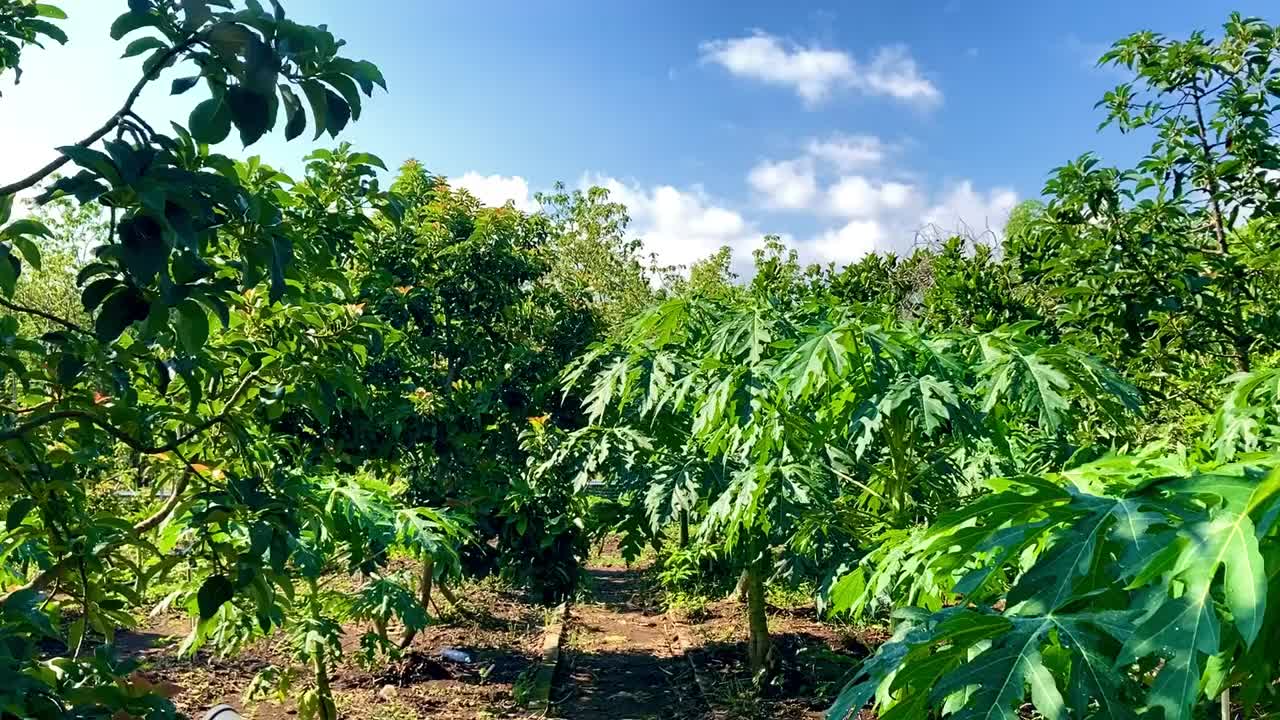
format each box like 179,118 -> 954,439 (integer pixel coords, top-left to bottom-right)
5,2 -> 1280,719
553,12 -> 1280,720
0,1 -> 662,717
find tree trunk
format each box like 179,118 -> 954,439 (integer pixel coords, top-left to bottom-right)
399,552 -> 435,650
313,649 -> 337,720
419,553 -> 435,610
735,568 -> 749,602
745,557 -> 773,682
678,510 -> 690,548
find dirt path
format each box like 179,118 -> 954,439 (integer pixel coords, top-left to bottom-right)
552,565 -> 704,719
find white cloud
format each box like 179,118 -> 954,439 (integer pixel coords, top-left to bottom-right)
452,172 -> 537,212
699,32 -> 941,107
805,134 -> 888,171
921,181 -> 1019,238
859,46 -> 942,105
747,158 -> 818,210
807,219 -> 886,263
584,175 -> 760,269
699,33 -> 855,105
741,131 -> 1016,265
826,176 -> 920,218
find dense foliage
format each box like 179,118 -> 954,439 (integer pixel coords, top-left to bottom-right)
5,4 -> 1280,720
0,2 -> 456,719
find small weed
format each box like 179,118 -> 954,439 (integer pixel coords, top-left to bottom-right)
664,590 -> 712,621
512,664 -> 541,708
766,582 -> 817,611
541,604 -> 565,628
366,699 -> 420,720
711,677 -> 772,720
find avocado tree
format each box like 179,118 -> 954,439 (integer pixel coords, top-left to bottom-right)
1005,13 -> 1280,393
0,2 -> 465,718
310,161 -> 601,604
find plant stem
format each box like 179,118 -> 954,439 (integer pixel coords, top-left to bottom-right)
745,553 -> 772,683
313,649 -> 336,720
398,551 -> 434,649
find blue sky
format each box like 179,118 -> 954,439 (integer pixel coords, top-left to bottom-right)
1,0 -> 1270,271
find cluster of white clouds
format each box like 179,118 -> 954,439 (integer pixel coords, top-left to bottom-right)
585,176 -> 763,269
745,135 -> 1018,263
449,171 -> 764,270
698,33 -> 941,108
449,31 -> 1017,272
446,151 -> 1017,270
452,172 -> 538,213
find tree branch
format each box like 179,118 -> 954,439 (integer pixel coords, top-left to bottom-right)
0,39 -> 196,199
0,296 -> 88,335
0,371 -> 258,450
132,448 -> 207,533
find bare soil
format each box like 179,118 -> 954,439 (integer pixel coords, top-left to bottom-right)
673,597 -> 885,720
551,566 -> 702,719
120,579 -> 547,719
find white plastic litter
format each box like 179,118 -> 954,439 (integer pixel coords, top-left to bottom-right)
440,648 -> 472,664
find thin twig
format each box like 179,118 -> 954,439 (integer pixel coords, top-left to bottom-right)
0,39 -> 196,198
0,296 -> 87,335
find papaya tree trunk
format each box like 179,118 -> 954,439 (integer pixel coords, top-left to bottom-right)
438,580 -> 476,619
399,552 -> 434,649
735,568 -> 749,602
679,509 -> 690,548
313,649 -> 336,720
745,556 -> 772,681
419,553 -> 435,610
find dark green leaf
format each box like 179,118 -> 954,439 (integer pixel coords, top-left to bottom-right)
279,85 -> 306,141
3,219 -> 53,241
81,278 -> 119,313
10,236 -> 42,272
197,574 -> 234,620
300,80 -> 328,141
6,498 -> 34,531
226,85 -> 271,146
109,11 -> 162,40
188,96 -> 232,145
323,88 -> 350,137
176,299 -> 209,354
171,75 -> 201,95
27,19 -> 67,45
180,0 -> 213,30
118,215 -> 167,283
122,36 -> 166,58
94,288 -> 149,342
321,73 -> 362,121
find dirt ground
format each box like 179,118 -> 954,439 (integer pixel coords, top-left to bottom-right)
674,597 -> 886,720
114,547 -> 883,720
123,578 -> 547,719
552,540 -> 880,720
552,566 -> 702,719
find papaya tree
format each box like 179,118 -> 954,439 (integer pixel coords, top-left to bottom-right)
830,370 -> 1280,720
561,241 -> 1139,682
